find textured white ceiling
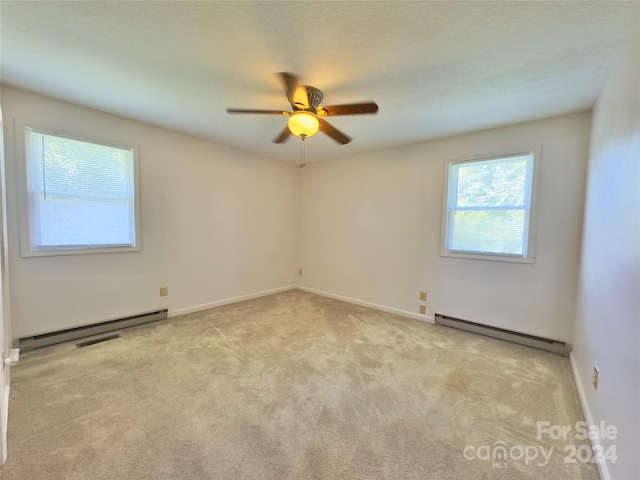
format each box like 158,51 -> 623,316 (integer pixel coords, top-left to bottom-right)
1,1 -> 638,163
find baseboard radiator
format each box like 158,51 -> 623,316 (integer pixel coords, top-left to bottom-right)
435,314 -> 570,356
20,309 -> 168,351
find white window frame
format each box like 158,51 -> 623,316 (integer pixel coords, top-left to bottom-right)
16,121 -> 142,257
440,147 -> 540,264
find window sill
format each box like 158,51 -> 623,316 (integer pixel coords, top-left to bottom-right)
20,245 -> 141,258
440,250 -> 534,264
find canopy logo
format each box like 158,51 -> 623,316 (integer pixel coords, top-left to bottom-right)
463,421 -> 618,469
463,442 -> 553,469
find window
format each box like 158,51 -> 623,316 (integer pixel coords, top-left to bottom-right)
20,127 -> 140,256
441,150 -> 539,263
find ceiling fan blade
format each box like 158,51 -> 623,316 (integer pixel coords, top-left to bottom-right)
318,102 -> 378,116
226,108 -> 288,115
319,120 -> 351,145
279,72 -> 299,96
279,72 -> 309,110
273,126 -> 292,144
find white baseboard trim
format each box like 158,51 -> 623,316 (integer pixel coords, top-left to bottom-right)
569,352 -> 609,480
296,286 -> 435,324
168,285 -> 297,318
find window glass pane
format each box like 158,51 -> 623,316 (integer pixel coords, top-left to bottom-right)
456,155 -> 529,208
450,209 -> 525,255
26,129 -> 136,250
29,133 -> 132,198
34,196 -> 132,247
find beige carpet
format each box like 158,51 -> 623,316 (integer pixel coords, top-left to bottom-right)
1,290 -> 599,479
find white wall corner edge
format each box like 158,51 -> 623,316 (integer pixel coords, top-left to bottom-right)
295,286 -> 436,324
569,352 -> 610,480
168,285 -> 297,318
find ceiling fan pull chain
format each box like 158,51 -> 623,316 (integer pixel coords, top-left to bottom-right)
300,135 -> 306,168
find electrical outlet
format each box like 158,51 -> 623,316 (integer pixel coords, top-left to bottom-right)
419,305 -> 426,315
160,286 -> 168,297
593,366 -> 599,390
420,291 -> 427,301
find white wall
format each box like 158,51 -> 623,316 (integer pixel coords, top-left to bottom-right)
298,112 -> 591,342
0,102 -> 11,465
1,85 -> 298,340
571,34 -> 639,480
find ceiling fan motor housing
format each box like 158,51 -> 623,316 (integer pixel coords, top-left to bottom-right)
289,86 -> 324,111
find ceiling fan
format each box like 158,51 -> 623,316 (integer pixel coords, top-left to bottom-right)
226,72 -> 378,145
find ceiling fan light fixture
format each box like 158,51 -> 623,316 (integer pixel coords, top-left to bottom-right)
288,111 -> 320,138
227,73 -> 377,145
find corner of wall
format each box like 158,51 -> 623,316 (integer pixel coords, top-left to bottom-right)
570,29 -> 640,480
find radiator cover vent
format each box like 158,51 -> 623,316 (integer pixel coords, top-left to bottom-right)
435,314 -> 570,356
76,334 -> 121,348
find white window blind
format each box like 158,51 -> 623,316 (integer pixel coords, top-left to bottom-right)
25,128 -> 138,253
442,152 -> 536,262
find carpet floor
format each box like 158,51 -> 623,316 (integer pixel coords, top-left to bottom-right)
1,290 -> 599,479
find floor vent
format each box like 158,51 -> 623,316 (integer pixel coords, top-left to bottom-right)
435,314 -> 570,356
20,309 -> 168,351
76,334 -> 121,348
